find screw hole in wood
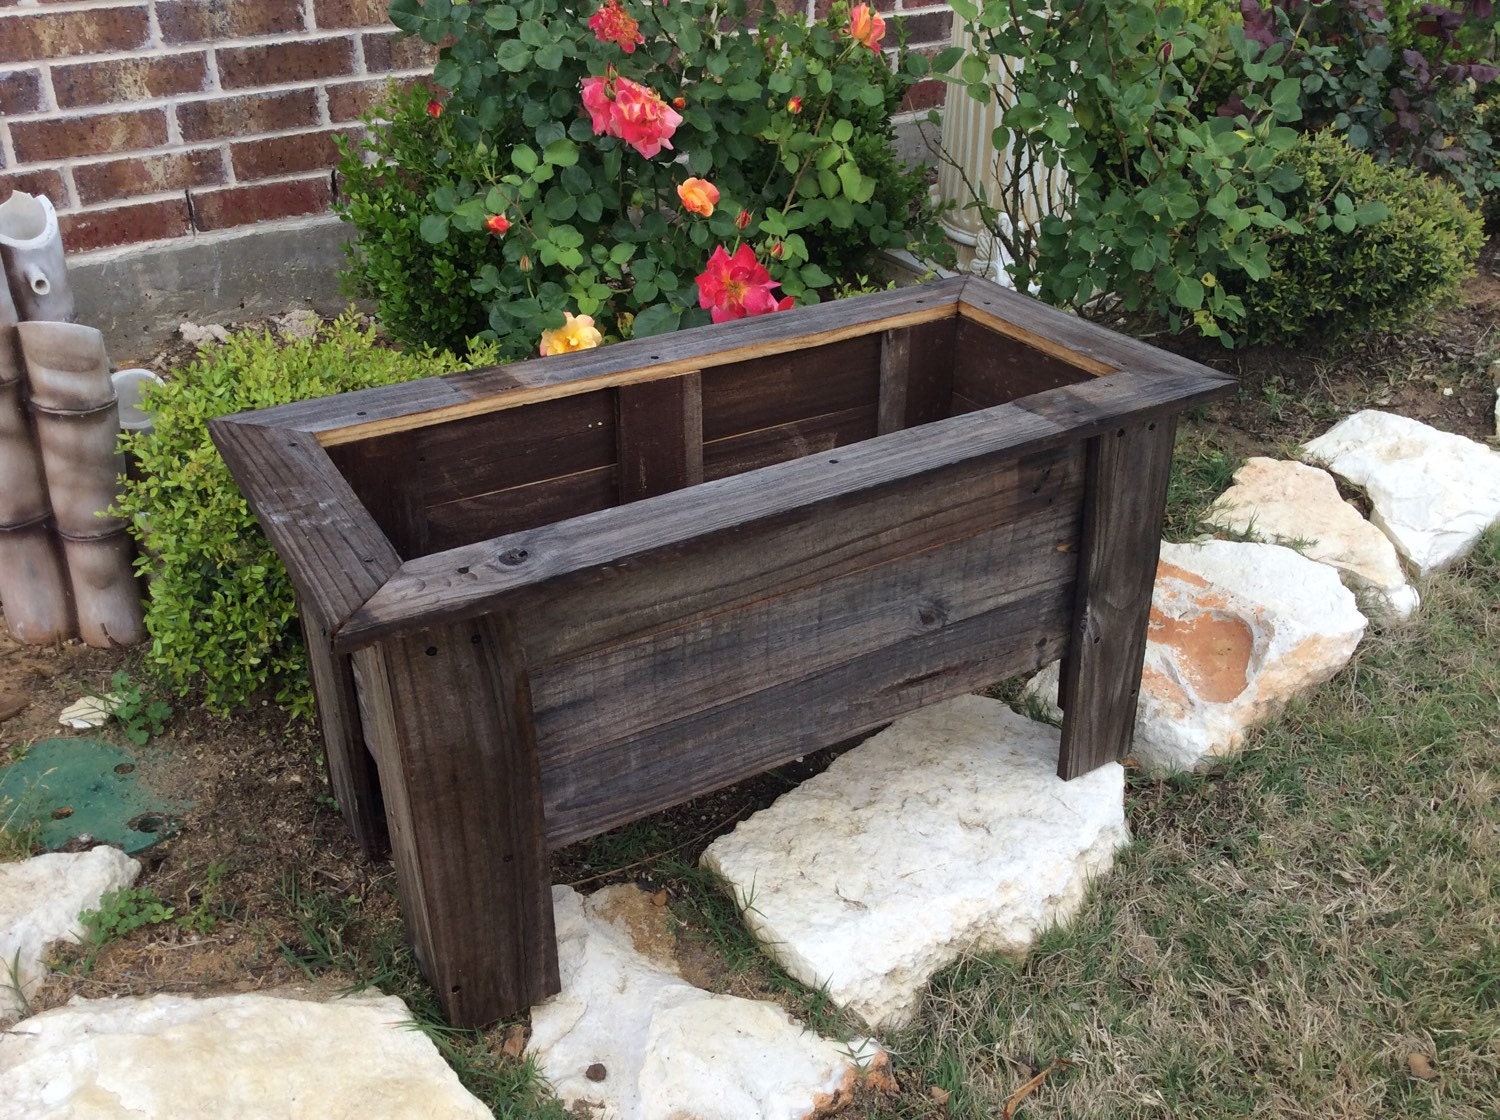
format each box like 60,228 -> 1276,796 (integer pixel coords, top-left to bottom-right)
426,646 -> 438,656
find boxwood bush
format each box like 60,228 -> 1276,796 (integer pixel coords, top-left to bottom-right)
1229,129 -> 1484,346
115,317 -> 496,715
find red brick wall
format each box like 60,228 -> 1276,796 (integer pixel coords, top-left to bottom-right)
0,1 -> 950,256
0,0 -> 436,253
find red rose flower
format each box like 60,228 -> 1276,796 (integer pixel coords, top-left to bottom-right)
485,213 -> 511,235
426,99 -> 443,118
579,74 -> 681,158
695,244 -> 793,323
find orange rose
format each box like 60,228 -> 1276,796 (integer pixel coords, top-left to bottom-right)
676,177 -> 720,217
847,3 -> 885,52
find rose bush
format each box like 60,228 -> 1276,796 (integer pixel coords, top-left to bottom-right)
353,0 -> 946,358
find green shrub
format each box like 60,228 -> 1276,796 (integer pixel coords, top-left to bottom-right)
335,85 -> 500,354
115,317 -> 495,716
1228,129 -> 1484,346
349,0 -> 947,359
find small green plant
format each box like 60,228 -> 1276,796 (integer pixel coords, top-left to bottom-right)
177,862 -> 232,935
76,887 -> 176,970
1227,129 -> 1485,345
100,670 -> 173,746
114,316 -> 496,715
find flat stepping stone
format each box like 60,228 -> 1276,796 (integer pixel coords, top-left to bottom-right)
1205,457 -> 1419,619
0,846 -> 138,1021
700,696 -> 1128,1031
529,883 -> 882,1119
1301,409 -> 1500,576
0,991 -> 492,1119
1028,540 -> 1366,774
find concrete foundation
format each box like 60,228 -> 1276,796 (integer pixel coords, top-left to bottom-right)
69,216 -> 358,366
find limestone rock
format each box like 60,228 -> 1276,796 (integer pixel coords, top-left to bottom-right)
0,846 -> 139,1020
1300,410 -> 1500,576
700,697 -> 1128,1031
1027,540 -> 1366,775
58,692 -> 121,729
0,991 -> 492,1119
177,322 -> 228,346
273,309 -> 321,341
1205,457 -> 1418,619
529,883 -> 877,1119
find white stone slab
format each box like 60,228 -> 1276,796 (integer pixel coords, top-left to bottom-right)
528,884 -> 874,1119
1026,540 -> 1366,775
0,846 -> 138,1020
700,697 -> 1128,1032
1205,457 -> 1418,619
0,991 -> 492,1119
1301,410 -> 1500,576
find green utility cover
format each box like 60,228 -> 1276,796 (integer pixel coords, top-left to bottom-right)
0,738 -> 190,854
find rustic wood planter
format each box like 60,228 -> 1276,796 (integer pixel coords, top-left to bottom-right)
211,277 -> 1233,1028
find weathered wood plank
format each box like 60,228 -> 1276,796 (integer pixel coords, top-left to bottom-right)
425,465 -> 617,553
617,374 -> 702,502
335,369 -> 1228,652
540,587 -> 1073,848
209,421 -> 400,631
901,317 -> 957,428
532,497 -> 1080,758
877,328 -> 911,435
228,280 -> 968,444
417,390 -> 616,507
1056,416 -> 1179,779
700,335 -> 880,442
299,609 -> 387,856
520,445 -> 1079,667
325,431 -> 428,559
351,616 -> 558,1028
952,317 -> 1095,408
701,404 -> 878,481
957,277 -> 1240,385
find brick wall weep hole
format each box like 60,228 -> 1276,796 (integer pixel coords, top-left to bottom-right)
0,0 -> 953,252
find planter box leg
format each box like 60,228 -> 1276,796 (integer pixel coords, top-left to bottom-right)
1057,417 -> 1177,780
351,614 -> 559,1028
301,611 -> 388,857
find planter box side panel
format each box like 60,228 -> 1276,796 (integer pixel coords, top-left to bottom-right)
523,442 -> 1086,849
950,316 -> 1102,416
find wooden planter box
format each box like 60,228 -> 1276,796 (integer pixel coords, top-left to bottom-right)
212,277 -> 1232,1027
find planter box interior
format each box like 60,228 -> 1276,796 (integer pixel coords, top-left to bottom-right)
212,277 -> 1233,1027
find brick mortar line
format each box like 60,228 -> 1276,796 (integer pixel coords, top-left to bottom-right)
0,27 -> 386,66
20,122 -> 367,176
64,167 -> 335,215
0,1 -> 146,16
0,68 -> 433,128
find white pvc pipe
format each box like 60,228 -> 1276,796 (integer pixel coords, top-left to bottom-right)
0,191 -> 76,323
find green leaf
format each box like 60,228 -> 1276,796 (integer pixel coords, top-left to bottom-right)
1175,274 -> 1205,309
512,144 -> 538,174
609,242 -> 637,264
496,39 -> 532,71
800,263 -> 833,287
577,192 -> 604,223
544,188 -> 578,220
418,214 -> 449,244
933,46 -> 965,74
631,304 -> 682,338
960,55 -> 987,86
543,138 -> 579,166
535,42 -> 564,71
518,19 -> 549,46
432,58 -> 462,89
830,119 -> 854,144
484,4 -> 518,30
